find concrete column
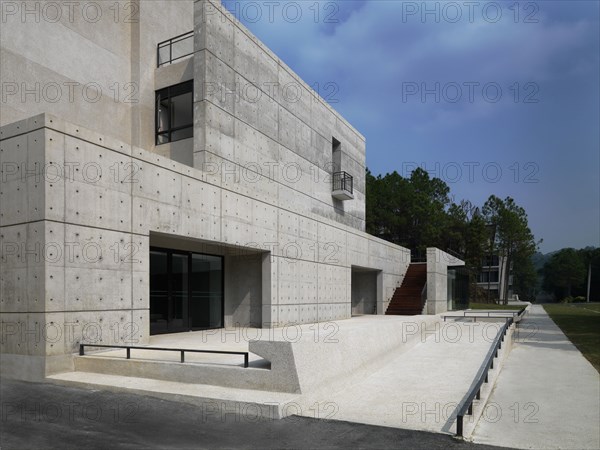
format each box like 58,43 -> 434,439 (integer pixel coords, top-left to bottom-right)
261,253 -> 275,327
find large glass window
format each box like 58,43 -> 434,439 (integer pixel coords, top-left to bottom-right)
150,248 -> 223,335
155,81 -> 193,145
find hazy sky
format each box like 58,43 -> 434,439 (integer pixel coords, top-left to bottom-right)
222,0 -> 600,253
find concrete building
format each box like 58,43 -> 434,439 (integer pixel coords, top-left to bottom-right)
0,0 -> 461,381
476,255 -> 513,300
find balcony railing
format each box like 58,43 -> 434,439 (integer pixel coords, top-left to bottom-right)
332,171 -> 354,200
157,31 -> 194,67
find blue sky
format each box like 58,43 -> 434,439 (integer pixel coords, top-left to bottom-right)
223,0 -> 600,253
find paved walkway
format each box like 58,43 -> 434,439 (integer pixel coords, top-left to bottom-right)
472,305 -> 600,449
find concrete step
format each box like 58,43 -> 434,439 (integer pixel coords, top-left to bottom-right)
73,354 -> 271,388
46,371 -> 298,420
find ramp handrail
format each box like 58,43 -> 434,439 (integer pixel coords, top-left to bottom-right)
443,306 -> 527,322
454,307 -> 527,437
79,344 -> 249,368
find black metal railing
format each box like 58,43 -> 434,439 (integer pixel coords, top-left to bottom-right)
332,171 -> 353,194
411,251 -> 427,263
157,31 -> 194,67
79,344 -> 249,368
442,307 -> 527,322
445,247 -> 464,260
454,307 -> 527,437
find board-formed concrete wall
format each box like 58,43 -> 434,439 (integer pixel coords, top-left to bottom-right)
1,0 -> 368,232
426,248 -> 465,315
0,114 -> 409,380
193,0 -> 367,232
0,0 -> 194,151
1,0 -> 412,381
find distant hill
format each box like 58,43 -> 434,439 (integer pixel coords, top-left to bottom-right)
534,247 -> 598,270
532,251 -> 553,271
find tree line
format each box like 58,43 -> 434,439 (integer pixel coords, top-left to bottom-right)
541,247 -> 600,302
366,168 -> 539,303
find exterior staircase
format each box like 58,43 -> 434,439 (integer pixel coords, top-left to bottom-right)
386,263 -> 427,315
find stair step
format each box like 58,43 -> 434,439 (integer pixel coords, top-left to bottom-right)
386,263 -> 427,316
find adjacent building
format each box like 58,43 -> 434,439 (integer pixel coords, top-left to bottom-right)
476,255 -> 513,300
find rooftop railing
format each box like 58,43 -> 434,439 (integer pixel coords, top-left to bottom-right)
157,31 -> 194,67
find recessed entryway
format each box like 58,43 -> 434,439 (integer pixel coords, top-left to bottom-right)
150,247 -> 223,335
351,266 -> 381,315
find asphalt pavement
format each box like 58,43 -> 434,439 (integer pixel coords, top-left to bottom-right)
0,379 -> 510,450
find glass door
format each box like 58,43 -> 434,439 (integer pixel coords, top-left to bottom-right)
150,250 -> 169,334
150,248 -> 223,335
170,252 -> 189,332
190,254 -> 223,329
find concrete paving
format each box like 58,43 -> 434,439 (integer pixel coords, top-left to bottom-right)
472,305 -> 600,449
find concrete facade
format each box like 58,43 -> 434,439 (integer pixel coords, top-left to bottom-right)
425,248 -> 465,315
0,0 -> 194,152
0,0 -> 411,380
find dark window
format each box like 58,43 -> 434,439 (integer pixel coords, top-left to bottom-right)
478,270 -> 499,283
155,80 -> 193,145
332,137 -> 341,172
150,248 -> 224,335
481,255 -> 500,267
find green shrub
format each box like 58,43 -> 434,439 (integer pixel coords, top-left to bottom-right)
573,296 -> 587,303
561,296 -> 574,303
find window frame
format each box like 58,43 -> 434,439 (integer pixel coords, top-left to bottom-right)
155,80 -> 194,145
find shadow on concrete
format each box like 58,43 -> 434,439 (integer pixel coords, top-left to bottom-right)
0,379 -> 511,450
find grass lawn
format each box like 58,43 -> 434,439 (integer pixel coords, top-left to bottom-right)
468,302 -> 526,310
544,303 -> 600,373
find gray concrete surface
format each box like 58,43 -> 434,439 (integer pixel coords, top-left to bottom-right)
47,316 -> 442,402
297,320 -> 512,436
472,304 -> 600,449
0,378 -> 511,449
1,0 -> 416,381
0,113 -> 410,381
44,316 -> 515,431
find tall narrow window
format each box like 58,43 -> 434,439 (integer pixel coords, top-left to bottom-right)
155,80 -> 193,144
331,136 -> 354,200
332,137 -> 341,173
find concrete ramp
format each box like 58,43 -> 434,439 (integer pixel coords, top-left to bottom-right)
47,315 -> 514,431
294,320 -> 513,435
